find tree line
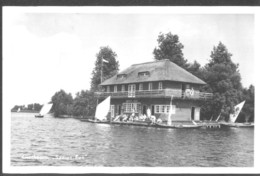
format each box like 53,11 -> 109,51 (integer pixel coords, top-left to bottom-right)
49,32 -> 254,122
11,103 -> 43,112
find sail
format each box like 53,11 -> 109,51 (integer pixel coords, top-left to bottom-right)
229,101 -> 245,123
95,96 -> 111,121
40,103 -> 53,115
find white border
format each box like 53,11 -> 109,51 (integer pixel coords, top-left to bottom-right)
3,6 -> 260,174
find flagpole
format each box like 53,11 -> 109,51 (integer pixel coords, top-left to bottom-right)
101,57 -> 103,83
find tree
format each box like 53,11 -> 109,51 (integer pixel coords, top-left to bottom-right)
11,105 -> 22,112
186,60 -> 205,79
153,32 -> 188,69
201,42 -> 243,121
27,103 -> 42,111
51,89 -> 73,117
237,85 -> 254,122
11,103 -> 43,112
72,90 -> 96,117
90,46 -> 120,91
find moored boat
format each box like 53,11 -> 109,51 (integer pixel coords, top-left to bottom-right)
220,122 -> 254,128
154,122 -> 201,129
219,101 -> 254,128
80,118 -> 110,124
111,120 -> 151,127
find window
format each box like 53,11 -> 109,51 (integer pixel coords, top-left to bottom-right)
107,86 -> 110,92
186,84 -> 190,89
166,106 -> 170,113
121,85 -> 125,92
123,103 -> 140,113
128,84 -> 136,97
155,105 -> 176,114
117,74 -> 127,79
114,85 -> 117,92
158,82 -> 163,90
138,71 -> 150,77
110,105 -> 115,118
155,105 -> 159,113
161,105 -> 165,113
148,83 -> 153,90
139,83 -> 143,91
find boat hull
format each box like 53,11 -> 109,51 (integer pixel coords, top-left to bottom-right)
111,120 -> 151,127
35,115 -> 44,118
154,123 -> 201,129
220,122 -> 254,128
80,118 -> 110,124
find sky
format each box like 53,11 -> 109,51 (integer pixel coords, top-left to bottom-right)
3,7 -> 255,107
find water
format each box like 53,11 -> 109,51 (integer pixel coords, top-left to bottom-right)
11,113 -> 254,167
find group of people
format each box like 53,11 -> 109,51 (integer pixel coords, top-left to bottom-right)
112,108 -> 162,124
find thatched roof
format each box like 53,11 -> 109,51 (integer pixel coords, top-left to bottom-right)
100,59 -> 206,85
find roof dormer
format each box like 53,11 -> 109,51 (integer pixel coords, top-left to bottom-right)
117,74 -> 127,79
138,71 -> 150,77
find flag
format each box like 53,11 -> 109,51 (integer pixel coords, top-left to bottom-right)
229,101 -> 245,123
102,59 -> 109,63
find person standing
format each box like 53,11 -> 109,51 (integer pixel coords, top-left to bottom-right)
147,107 -> 151,118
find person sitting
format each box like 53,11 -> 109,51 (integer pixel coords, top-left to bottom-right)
156,118 -> 162,123
123,114 -> 128,121
119,115 -> 125,122
151,115 -> 156,123
141,114 -> 147,121
113,115 -> 120,122
129,116 -> 133,122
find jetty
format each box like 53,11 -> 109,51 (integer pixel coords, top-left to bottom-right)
80,118 -> 225,129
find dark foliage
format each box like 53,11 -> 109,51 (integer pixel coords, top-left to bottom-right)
11,103 -> 43,112
90,46 -> 120,91
153,32 -> 188,69
51,89 -> 73,117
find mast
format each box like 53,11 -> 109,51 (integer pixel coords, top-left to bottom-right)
167,95 -> 174,126
101,57 -> 103,83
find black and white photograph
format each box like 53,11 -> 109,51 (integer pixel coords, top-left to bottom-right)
2,6 -> 259,174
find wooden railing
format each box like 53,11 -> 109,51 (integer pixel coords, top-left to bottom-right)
95,89 -> 213,100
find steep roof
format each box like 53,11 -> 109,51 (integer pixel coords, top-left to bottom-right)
100,59 -> 206,85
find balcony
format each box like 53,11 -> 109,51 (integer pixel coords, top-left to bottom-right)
95,89 -> 213,100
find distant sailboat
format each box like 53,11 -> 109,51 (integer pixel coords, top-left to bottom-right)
35,103 -> 53,118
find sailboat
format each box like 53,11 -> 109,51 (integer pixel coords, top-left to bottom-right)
83,96 -> 111,123
35,103 -> 53,118
220,101 -> 254,128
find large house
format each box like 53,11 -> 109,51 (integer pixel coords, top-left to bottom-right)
95,59 -> 212,122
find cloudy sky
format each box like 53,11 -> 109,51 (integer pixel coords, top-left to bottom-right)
3,7 -> 255,107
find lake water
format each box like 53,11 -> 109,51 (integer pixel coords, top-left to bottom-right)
11,112 -> 254,167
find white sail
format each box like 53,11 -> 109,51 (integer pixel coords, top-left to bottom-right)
229,101 -> 245,123
95,96 -> 111,121
39,103 -> 53,115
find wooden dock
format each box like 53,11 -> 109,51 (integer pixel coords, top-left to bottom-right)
196,121 -> 222,129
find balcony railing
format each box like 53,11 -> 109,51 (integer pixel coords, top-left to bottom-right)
95,89 -> 213,100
